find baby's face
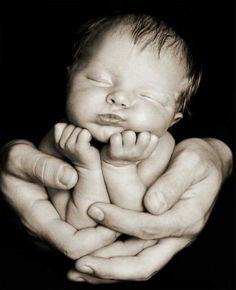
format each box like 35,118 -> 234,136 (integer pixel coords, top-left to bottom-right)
66,31 -> 186,142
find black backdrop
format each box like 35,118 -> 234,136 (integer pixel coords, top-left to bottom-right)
0,1 -> 235,289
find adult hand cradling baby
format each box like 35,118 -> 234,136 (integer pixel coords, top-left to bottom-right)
0,137 -> 232,283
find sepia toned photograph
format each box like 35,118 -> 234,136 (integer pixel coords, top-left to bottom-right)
0,1 -> 234,289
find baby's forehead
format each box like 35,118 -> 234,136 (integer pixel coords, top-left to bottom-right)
92,24 -> 186,63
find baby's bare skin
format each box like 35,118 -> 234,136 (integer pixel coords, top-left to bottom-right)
54,123 -> 109,229
51,122 -> 174,228
101,130 -> 175,211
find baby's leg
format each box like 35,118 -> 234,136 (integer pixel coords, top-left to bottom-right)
54,123 -> 109,229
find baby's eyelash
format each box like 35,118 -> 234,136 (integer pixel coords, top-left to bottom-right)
87,76 -> 101,82
87,76 -> 111,85
140,94 -> 153,100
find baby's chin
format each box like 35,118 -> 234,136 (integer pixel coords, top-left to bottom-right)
90,125 -> 125,143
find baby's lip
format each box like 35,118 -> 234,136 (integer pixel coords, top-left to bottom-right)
97,113 -> 125,125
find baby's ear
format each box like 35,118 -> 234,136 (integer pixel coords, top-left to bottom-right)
171,112 -> 183,126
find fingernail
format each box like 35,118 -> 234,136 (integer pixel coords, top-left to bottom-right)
154,192 -> 167,213
143,239 -> 158,248
115,232 -> 121,238
88,206 -> 104,221
59,166 -> 77,187
75,278 -> 85,282
147,192 -> 167,214
78,265 -> 94,274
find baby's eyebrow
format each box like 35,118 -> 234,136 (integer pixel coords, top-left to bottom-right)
86,63 -> 115,77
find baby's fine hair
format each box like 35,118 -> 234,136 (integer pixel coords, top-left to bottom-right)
68,13 -> 202,111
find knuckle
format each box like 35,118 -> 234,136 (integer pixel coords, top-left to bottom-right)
150,133 -> 158,142
112,133 -> 122,143
109,149 -> 119,159
124,130 -> 135,136
179,149 -> 202,168
1,142 -> 22,172
178,206 -> 206,237
187,217 -> 205,236
62,241 -> 79,260
58,139 -> 65,149
141,150 -> 151,159
123,131 -> 136,142
64,141 -> 73,152
34,156 -> 52,184
132,263 -> 154,281
150,136 -> 159,149
131,149 -> 141,159
54,122 -> 62,131
139,131 -> 151,141
110,148 -> 123,159
138,224 -> 156,240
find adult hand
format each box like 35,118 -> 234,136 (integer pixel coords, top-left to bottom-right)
68,138 -> 232,283
0,140 -> 118,259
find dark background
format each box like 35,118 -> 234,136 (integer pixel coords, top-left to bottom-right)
0,0 -> 235,289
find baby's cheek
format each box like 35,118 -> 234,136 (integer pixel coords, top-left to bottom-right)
129,110 -> 169,135
128,111 -> 155,131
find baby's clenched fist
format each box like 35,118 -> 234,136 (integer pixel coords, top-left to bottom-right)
102,130 -> 159,166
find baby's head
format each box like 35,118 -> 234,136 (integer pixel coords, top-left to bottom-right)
66,14 -> 201,142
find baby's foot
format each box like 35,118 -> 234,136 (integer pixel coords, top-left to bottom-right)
102,130 -> 159,166
54,123 -> 100,170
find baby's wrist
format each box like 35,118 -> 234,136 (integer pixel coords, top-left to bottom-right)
101,147 -> 136,167
102,158 -> 135,167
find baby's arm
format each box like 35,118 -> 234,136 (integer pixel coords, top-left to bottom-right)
101,131 -> 174,211
39,126 -> 71,220
137,132 -> 175,187
54,123 -> 109,230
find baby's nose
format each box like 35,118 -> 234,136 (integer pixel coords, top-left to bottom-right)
106,91 -> 133,108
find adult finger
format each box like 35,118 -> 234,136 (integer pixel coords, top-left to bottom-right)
67,269 -> 117,284
91,238 -> 158,258
0,173 -> 118,260
87,202 -> 177,239
67,238 -> 158,284
87,185 -> 215,240
1,140 -> 78,189
75,237 -> 190,281
144,139 -> 215,215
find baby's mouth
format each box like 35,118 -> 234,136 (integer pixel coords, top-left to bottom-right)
97,114 -> 125,126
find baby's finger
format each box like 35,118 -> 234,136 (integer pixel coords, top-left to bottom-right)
64,127 -> 82,150
121,130 -> 136,149
67,269 -> 118,284
76,129 -> 92,150
58,124 -> 76,148
135,132 -> 151,150
137,133 -> 158,156
54,123 -> 68,144
142,134 -> 159,156
109,133 -> 122,155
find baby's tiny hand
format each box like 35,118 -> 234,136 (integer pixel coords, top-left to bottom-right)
54,123 -> 100,169
102,130 -> 159,166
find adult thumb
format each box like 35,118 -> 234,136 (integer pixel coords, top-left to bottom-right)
1,140 -> 78,189
144,163 -> 193,215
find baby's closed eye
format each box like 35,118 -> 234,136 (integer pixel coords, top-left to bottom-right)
86,72 -> 112,86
